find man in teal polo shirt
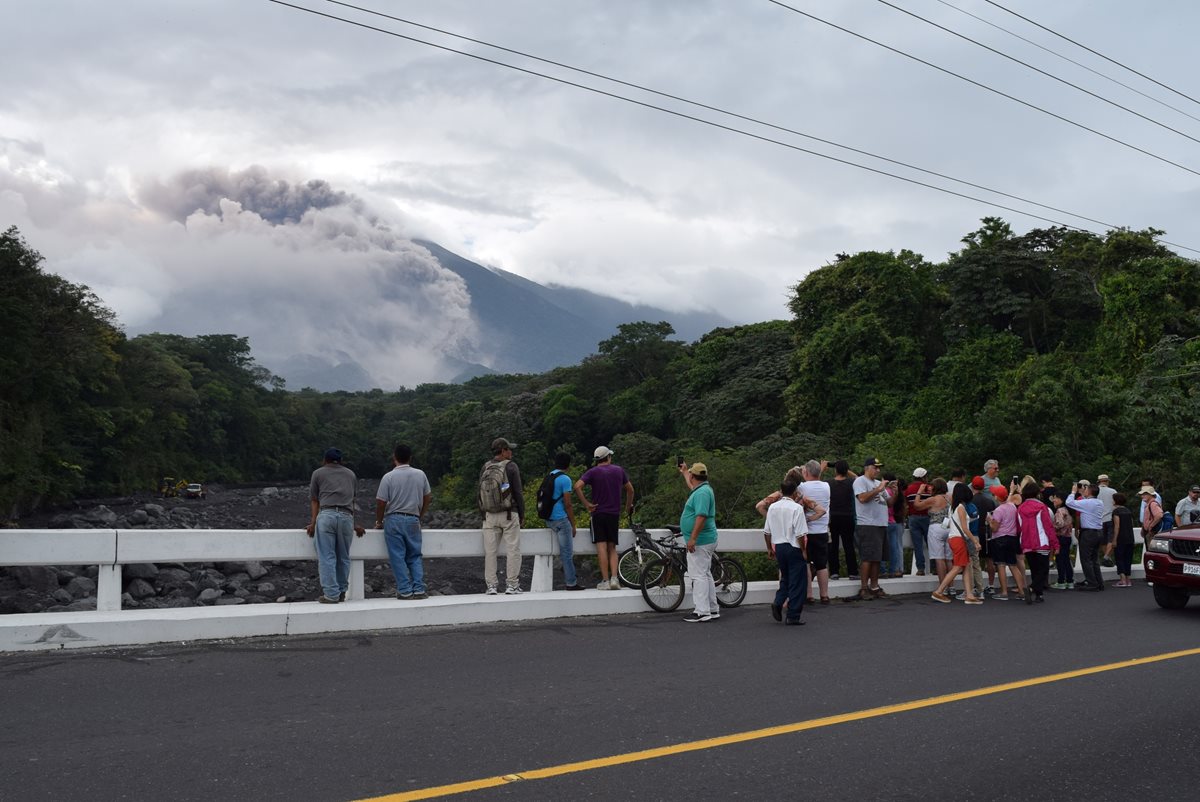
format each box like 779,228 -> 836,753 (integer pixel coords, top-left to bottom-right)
680,461 -> 719,623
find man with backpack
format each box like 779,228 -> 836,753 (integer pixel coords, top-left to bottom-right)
479,437 -> 525,595
574,446 -> 635,590
536,452 -> 584,590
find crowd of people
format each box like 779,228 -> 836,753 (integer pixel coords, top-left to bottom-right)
302,440 -> 1198,626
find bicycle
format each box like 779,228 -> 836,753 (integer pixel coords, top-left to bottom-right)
639,526 -> 747,612
617,519 -> 666,588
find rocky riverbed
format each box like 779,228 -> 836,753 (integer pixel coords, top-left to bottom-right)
2,482 -> 596,614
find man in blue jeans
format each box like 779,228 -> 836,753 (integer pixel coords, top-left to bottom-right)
375,443 -> 432,600
546,452 -> 583,590
307,447 -> 365,603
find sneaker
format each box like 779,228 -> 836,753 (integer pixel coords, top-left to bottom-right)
1065,582 -> 1075,589
318,595 -> 340,604
983,586 -> 995,596
1050,582 -> 1067,590
683,612 -> 712,623
597,580 -> 612,590
485,585 -> 498,595
1023,586 -> 1034,605
411,592 -> 429,600
396,592 -> 414,600
609,577 -> 621,590
784,618 -> 806,626
708,612 -> 720,620
338,592 -> 347,602
505,585 -> 522,595
992,594 -> 1010,601
829,574 -> 840,581
563,583 -> 585,591
930,592 -> 951,603
770,603 -> 783,622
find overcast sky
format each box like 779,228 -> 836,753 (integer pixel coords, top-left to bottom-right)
3,0 -> 1198,379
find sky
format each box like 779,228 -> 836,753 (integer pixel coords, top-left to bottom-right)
3,0 -> 1198,383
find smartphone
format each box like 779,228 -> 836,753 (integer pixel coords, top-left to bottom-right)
1011,475 -> 1020,485
674,456 -> 684,468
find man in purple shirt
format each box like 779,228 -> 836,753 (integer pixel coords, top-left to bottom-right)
575,446 -> 635,590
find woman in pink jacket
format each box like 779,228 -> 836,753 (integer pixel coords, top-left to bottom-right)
1017,481 -> 1059,603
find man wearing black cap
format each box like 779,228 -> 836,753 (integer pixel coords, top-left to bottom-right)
307,447 -> 365,603
479,437 -> 525,595
1177,485 -> 1200,527
853,457 -> 893,600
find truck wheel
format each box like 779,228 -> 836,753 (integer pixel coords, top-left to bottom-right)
1153,584 -> 1190,610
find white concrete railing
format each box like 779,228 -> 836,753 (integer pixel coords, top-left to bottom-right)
0,528 -> 773,611
1,524 -> 1136,612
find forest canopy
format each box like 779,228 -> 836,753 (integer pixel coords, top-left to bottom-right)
3,219 -> 1198,524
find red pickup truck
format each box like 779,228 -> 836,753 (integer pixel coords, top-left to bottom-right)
1144,523 -> 1200,609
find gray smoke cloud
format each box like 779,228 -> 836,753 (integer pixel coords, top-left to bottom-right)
0,152 -> 483,388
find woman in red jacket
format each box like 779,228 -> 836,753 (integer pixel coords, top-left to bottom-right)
1017,481 -> 1059,603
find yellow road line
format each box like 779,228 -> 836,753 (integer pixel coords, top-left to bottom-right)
357,646 -> 1200,802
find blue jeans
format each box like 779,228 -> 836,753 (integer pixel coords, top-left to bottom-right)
548,518 -> 577,586
774,542 -> 808,622
314,509 -> 354,600
1055,535 -> 1075,583
885,522 -> 903,575
908,515 -> 929,572
384,514 -> 425,595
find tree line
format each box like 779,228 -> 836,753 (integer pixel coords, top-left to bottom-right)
3,219 -> 1198,525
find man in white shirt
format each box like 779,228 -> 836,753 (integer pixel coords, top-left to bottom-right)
1067,482 -> 1106,592
800,460 -> 832,604
853,457 -> 892,600
765,480 -> 809,626
1177,485 -> 1200,527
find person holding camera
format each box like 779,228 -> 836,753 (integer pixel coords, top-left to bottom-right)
1066,481 -> 1105,591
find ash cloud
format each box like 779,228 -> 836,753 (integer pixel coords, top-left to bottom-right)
1,156 -> 484,389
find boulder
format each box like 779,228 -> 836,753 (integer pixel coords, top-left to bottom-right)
156,568 -> 192,588
260,487 -> 281,499
143,504 -> 166,518
243,561 -> 269,580
233,588 -> 250,599
10,566 -> 59,592
196,588 -> 223,604
66,576 -> 97,599
126,578 -> 156,599
194,569 -> 225,591
52,589 -> 73,605
224,572 -> 251,588
127,509 -> 150,526
124,563 -> 158,580
255,582 -> 276,596
65,598 -> 97,612
56,569 -> 76,583
83,505 -> 118,526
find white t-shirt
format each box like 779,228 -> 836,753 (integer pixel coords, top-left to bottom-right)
799,480 -> 830,533
852,476 -> 889,526
764,496 -> 808,548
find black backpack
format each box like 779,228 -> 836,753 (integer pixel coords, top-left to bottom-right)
535,469 -> 563,520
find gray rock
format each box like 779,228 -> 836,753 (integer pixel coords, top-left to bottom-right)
83,505 -> 118,525
66,576 -> 97,599
276,596 -> 288,603
65,598 -> 97,612
126,578 -> 156,599
194,569 -> 225,591
56,569 -> 76,583
165,597 -> 196,608
143,503 -> 166,518
52,589 -> 73,604
139,597 -> 166,609
51,513 -> 76,527
127,509 -> 150,525
10,566 -> 59,592
243,561 -> 268,580
260,487 -> 280,498
254,582 -> 276,596
196,588 -> 222,604
156,568 -> 192,588
224,572 -> 251,588
214,596 -> 245,605
124,563 -> 158,580
233,588 -> 250,599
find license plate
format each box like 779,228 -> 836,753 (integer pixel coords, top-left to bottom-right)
1184,563 -> 1200,576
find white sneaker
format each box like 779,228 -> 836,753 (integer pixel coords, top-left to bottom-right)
485,585 -> 498,595
505,585 -> 522,595
683,612 -> 712,623
597,580 -> 611,590
708,612 -> 720,620
609,577 -> 621,590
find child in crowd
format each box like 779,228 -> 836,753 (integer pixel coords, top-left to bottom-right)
931,484 -> 982,605
1051,492 -> 1075,589
1106,493 -> 1136,587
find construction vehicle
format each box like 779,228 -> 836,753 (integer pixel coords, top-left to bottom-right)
158,477 -> 189,498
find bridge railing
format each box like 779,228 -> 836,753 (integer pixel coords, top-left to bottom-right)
1,524 -> 1131,611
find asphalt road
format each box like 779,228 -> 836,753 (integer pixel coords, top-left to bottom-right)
3,585 -> 1199,802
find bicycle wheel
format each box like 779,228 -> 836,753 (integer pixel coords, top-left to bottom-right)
640,557 -> 685,612
714,556 -> 747,608
617,543 -> 663,588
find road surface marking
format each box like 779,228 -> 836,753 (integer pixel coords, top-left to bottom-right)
357,646 -> 1200,802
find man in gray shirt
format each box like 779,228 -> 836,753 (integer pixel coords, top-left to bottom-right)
375,444 -> 432,600
307,447 -> 365,603
1096,474 -> 1117,542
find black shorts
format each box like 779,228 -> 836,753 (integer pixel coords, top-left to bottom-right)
991,535 -> 1019,566
590,512 -> 619,544
806,532 -> 830,571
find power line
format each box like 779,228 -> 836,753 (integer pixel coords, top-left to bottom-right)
875,0 -> 1200,147
932,0 -> 1200,127
765,0 -> 1200,180
263,1 -> 1200,255
319,0 -> 1114,232
982,0 -> 1200,109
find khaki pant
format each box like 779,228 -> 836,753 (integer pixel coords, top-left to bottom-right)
483,511 -> 522,589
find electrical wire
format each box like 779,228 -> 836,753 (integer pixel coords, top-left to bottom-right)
875,0 -> 1200,146
264,0 -> 1200,255
932,0 -> 1200,127
982,0 -> 1200,109
765,0 -> 1200,180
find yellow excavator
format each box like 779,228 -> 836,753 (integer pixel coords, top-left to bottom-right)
158,477 -> 189,498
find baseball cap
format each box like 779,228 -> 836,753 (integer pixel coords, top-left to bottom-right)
912,467 -> 927,479
491,437 -> 514,453
864,457 -> 883,468
990,485 -> 1009,501
688,462 -> 709,476
1097,474 -> 1110,482
323,447 -> 343,462
971,476 -> 985,490
1190,485 -> 1200,493
594,445 -> 614,460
